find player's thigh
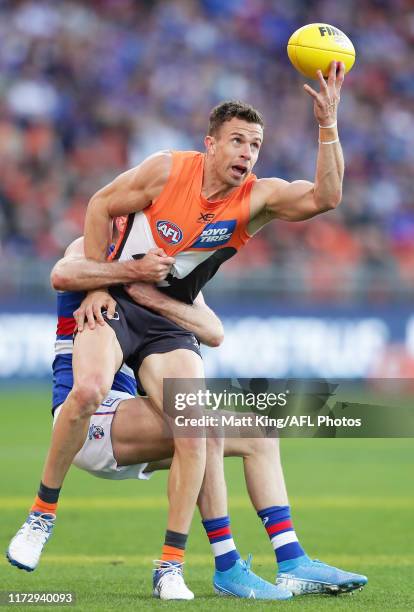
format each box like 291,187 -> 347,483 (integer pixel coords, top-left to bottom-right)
138,349 -> 205,412
72,324 -> 123,387
112,397 -> 174,464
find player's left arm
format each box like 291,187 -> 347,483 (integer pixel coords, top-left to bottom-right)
125,283 -> 224,347
261,61 -> 344,222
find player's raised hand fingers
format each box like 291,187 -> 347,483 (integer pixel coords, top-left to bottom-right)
327,61 -> 337,88
303,83 -> 319,101
85,305 -> 96,330
336,62 -> 345,91
316,69 -> 328,93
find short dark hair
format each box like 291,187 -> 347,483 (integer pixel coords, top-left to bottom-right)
208,100 -> 264,136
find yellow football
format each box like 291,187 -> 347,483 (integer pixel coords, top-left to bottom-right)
287,23 -> 355,79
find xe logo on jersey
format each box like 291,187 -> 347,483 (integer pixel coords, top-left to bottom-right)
191,220 -> 236,248
156,220 -> 183,245
197,212 -> 216,224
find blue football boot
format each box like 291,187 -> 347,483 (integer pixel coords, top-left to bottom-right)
276,558 -> 368,595
214,554 -> 292,600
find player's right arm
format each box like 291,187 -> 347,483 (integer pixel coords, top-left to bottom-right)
84,151 -> 172,261
51,241 -> 174,291
51,237 -> 174,330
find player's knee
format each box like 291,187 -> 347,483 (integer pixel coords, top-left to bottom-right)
174,436 -> 206,464
71,376 -> 108,413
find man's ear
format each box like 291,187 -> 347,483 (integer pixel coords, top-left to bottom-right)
204,135 -> 216,155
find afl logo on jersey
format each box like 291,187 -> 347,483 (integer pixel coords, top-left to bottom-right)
156,220 -> 183,245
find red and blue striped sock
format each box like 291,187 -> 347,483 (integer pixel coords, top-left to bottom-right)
202,516 -> 241,572
258,505 -> 309,571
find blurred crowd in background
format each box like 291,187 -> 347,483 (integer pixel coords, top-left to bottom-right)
0,0 -> 413,301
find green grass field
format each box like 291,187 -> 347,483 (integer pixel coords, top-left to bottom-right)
1,386 -> 413,611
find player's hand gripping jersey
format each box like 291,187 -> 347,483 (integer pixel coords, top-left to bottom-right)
110,151 -> 256,303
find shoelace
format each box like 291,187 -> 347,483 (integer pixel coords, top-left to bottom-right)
25,514 -> 54,543
28,513 -> 54,531
153,560 -> 186,591
238,554 -> 282,594
241,553 -> 253,573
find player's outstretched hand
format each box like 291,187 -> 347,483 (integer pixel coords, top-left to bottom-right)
74,289 -> 117,331
303,60 -> 344,127
131,248 -> 175,282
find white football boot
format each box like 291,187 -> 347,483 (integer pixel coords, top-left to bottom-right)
153,560 -> 194,600
7,512 -> 55,571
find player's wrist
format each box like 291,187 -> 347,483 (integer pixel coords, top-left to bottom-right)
318,123 -> 339,144
122,259 -> 144,282
318,120 -> 337,129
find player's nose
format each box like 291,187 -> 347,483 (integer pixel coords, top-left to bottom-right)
240,144 -> 251,160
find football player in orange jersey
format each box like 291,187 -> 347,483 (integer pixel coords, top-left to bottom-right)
8,61 -> 367,599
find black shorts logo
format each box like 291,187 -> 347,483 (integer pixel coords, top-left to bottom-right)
191,335 -> 200,348
102,310 -> 120,321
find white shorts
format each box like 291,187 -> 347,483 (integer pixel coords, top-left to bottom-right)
53,390 -> 153,481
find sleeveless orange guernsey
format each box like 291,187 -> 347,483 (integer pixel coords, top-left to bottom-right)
111,151 -> 256,303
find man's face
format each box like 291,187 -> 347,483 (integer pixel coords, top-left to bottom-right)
205,118 -> 263,187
